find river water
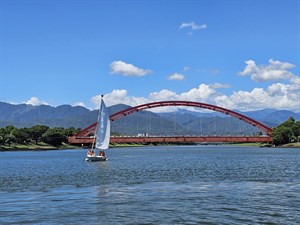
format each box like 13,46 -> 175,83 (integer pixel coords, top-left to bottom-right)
0,146 -> 299,224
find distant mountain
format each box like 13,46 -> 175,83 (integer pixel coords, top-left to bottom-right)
236,108 -> 278,120
0,102 -> 92,128
0,101 -> 298,135
261,110 -> 300,125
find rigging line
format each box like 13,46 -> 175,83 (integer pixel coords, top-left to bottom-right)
174,109 -> 177,135
147,109 -> 149,135
239,118 -> 242,136
241,117 -> 244,135
199,110 -> 203,136
225,114 -> 228,136
136,110 -> 139,135
160,112 -> 163,136
186,109 -> 189,136
124,113 -> 127,136
213,114 -> 215,136
227,114 -> 230,136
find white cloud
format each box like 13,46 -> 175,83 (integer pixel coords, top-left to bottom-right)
215,82 -> 300,111
91,58 -> 299,112
91,90 -> 148,108
73,102 -> 86,107
239,59 -> 297,83
149,84 -> 218,103
167,73 -> 185,80
179,21 -> 206,35
211,83 -> 231,89
181,84 -> 217,101
149,89 -> 179,101
90,78 -> 299,112
24,97 -> 48,106
110,60 -> 152,77
180,21 -> 207,30
91,84 -> 221,112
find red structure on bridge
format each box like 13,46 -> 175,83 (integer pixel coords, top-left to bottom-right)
68,101 -> 273,144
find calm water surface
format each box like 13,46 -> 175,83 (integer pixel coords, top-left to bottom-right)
0,146 -> 299,224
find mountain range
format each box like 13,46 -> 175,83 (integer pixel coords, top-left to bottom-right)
0,101 -> 299,135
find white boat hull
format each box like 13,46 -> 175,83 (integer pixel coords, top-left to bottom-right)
85,156 -> 107,162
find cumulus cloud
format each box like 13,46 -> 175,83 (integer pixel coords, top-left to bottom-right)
149,89 -> 179,101
167,73 -> 185,80
233,59 -> 299,110
149,84 -> 219,103
91,78 -> 299,112
90,58 -> 299,112
91,84 -> 222,112
110,60 -> 152,77
91,90 -> 148,108
24,97 -> 48,106
239,59 -> 297,83
211,83 -> 231,89
181,84 -> 217,101
215,82 -> 300,111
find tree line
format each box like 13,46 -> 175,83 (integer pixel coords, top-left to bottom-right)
272,117 -> 300,146
0,117 -> 299,147
0,125 -> 80,146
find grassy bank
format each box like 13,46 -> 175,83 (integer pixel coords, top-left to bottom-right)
231,142 -> 300,148
109,143 -> 146,148
2,142 -> 299,151
280,142 -> 300,148
0,142 -> 78,151
229,142 -> 269,147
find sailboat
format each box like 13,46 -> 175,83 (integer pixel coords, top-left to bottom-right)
85,96 -> 110,162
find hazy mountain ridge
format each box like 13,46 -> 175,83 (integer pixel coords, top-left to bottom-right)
0,101 -> 299,135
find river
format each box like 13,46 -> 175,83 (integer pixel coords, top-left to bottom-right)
0,146 -> 299,224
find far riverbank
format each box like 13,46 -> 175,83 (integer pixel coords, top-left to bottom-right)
0,142 -> 78,151
1,142 -> 299,151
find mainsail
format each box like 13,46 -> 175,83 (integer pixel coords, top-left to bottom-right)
95,98 -> 110,150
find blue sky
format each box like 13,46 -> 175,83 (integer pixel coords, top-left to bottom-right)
1,0 -> 299,112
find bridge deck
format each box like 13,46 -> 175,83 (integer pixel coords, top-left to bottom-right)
68,136 -> 272,145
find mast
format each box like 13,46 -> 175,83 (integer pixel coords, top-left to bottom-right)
91,95 -> 104,150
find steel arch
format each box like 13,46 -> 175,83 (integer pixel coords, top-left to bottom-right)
73,101 -> 273,138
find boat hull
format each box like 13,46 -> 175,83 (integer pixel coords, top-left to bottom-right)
85,156 -> 107,162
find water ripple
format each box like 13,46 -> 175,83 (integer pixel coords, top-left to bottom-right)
1,146 -> 300,224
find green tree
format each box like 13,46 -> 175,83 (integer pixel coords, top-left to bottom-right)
272,126 -> 293,146
5,125 -> 15,134
4,134 -> 16,146
42,127 -> 66,146
0,128 -> 6,144
64,127 -> 80,137
29,125 -> 49,144
272,117 -> 299,146
11,128 -> 30,144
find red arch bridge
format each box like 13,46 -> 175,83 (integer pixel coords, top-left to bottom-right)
68,101 -> 273,144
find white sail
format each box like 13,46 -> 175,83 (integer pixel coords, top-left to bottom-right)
95,98 -> 110,150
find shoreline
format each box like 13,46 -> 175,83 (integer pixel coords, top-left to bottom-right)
1,142 -> 299,151
0,142 -> 79,151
